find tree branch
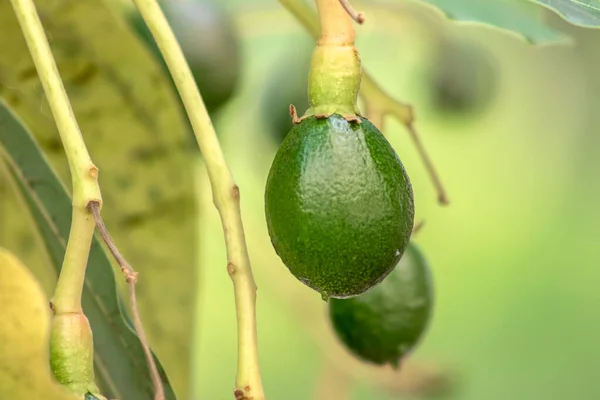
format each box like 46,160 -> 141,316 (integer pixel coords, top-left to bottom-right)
130,0 -> 265,398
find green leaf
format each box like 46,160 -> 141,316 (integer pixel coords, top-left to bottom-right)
399,0 -> 569,44
0,99 -> 176,399
529,0 -> 600,27
0,1 -> 197,397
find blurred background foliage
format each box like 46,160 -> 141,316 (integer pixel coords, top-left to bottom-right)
2,0 -> 600,399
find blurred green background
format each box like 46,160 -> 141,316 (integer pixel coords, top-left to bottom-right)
195,2 -> 600,399
3,0 -> 600,399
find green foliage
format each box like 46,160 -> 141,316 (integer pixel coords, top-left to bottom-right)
3,0 -> 600,399
411,0 -> 568,43
329,243 -> 434,367
0,1 -> 197,397
0,99 -> 176,400
265,115 -> 414,299
530,0 -> 600,27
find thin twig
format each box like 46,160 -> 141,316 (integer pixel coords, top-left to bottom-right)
362,76 -> 450,206
412,220 -> 425,234
405,123 -> 449,205
88,201 -> 164,400
338,0 -> 365,24
88,202 -> 136,280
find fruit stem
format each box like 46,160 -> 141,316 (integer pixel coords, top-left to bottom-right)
131,0 -> 266,399
51,208 -> 96,314
317,0 -> 355,45
303,0 -> 362,119
8,0 -> 102,213
10,1 -> 161,398
50,313 -> 101,397
280,0 -> 450,205
361,78 -> 449,205
9,0 -> 102,394
9,0 -> 101,315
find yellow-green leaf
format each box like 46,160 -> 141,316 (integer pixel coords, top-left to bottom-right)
530,0 -> 600,27
399,0 -> 568,44
0,94 -> 176,399
0,1 -> 197,398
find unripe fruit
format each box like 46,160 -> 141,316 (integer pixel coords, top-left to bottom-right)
265,114 -> 414,299
328,243 -> 434,367
429,38 -> 497,117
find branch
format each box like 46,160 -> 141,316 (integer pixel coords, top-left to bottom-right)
10,1 -> 162,398
280,0 -> 449,205
88,201 -> 164,400
361,77 -> 449,205
129,0 -> 265,399
9,0 -> 103,396
9,0 -> 101,315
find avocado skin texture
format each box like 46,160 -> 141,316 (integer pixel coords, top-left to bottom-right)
265,114 -> 414,298
328,243 -> 433,367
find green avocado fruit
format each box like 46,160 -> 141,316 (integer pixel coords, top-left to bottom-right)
127,0 -> 240,113
264,114 -> 415,299
430,37 -> 497,117
328,243 -> 434,367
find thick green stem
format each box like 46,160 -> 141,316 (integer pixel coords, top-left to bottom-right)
304,0 -> 362,119
52,209 -> 95,314
50,314 -> 101,397
130,1 -> 265,399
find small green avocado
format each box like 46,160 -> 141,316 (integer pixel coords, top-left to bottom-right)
328,243 -> 434,367
264,114 -> 414,299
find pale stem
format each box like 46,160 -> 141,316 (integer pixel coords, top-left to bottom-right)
280,0 -> 449,205
52,208 -> 95,313
9,0 -> 101,209
10,2 -> 163,399
338,0 -> 365,24
9,0 -> 102,315
87,201 -> 164,400
130,0 -> 265,398
317,0 -> 355,45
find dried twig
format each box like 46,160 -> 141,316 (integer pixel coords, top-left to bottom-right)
338,0 -> 365,24
88,201 -> 164,400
